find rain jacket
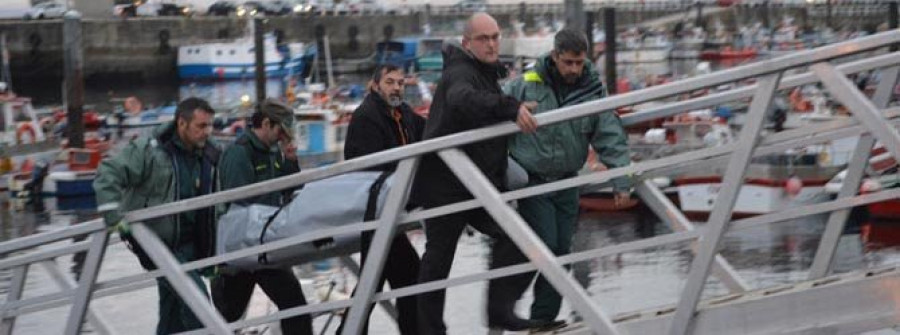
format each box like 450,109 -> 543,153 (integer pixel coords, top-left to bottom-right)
344,90 -> 426,171
505,54 -> 631,190
94,122 -> 220,262
218,130 -> 300,207
412,42 -> 522,207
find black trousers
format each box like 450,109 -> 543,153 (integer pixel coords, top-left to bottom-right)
337,232 -> 421,334
417,208 -> 532,335
211,268 -> 312,334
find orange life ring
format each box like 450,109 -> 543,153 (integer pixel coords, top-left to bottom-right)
16,123 -> 36,144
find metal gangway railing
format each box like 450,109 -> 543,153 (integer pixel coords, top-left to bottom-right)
3,29 -> 900,335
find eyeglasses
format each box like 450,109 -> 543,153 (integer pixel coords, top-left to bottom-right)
469,33 -> 501,43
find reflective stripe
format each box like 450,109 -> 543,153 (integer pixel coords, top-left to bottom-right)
97,202 -> 120,212
524,71 -> 542,83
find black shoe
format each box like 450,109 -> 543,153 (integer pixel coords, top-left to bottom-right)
528,320 -> 567,333
488,317 -> 552,332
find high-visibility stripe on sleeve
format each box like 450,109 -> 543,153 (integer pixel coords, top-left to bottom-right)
97,202 -> 120,212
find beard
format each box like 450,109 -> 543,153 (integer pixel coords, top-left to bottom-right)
387,96 -> 402,107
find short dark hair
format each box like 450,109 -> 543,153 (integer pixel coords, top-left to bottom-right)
250,98 -> 293,128
175,97 -> 214,123
553,28 -> 589,55
372,64 -> 403,83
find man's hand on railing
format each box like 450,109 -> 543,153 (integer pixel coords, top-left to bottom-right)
109,220 -> 131,236
516,101 -> 538,133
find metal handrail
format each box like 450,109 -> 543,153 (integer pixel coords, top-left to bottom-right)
2,29 -> 900,335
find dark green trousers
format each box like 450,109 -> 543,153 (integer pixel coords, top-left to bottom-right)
517,184 -> 579,321
156,243 -> 207,335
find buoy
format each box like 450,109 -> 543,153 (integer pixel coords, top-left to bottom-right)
20,158 -> 35,173
785,176 -> 803,196
15,123 -> 36,144
860,179 -> 882,194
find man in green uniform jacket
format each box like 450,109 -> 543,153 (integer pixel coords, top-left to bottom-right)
93,98 -> 219,334
212,98 -> 312,334
504,28 -> 633,324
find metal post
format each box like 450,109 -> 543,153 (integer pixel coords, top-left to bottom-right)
324,35 -> 335,88
439,149 -> 620,335
565,0 -> 585,33
338,256 -> 399,321
812,63 -> 900,163
0,265 -> 28,335
0,33 -> 11,90
695,1 -> 703,27
890,2 -> 898,52
603,7 -> 617,95
254,16 -> 266,106
42,261 -> 112,335
826,0 -> 833,28
341,158 -> 418,335
635,180 -> 750,293
668,73 -> 783,335
63,11 -> 84,149
63,230 -> 109,335
586,11 -> 596,61
808,65 -> 899,279
130,223 -> 231,334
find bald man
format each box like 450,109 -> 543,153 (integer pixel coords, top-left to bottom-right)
411,13 -> 560,333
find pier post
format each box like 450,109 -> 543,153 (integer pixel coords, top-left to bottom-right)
695,1 -> 703,28
603,7 -> 616,95
63,11 -> 84,149
890,2 -> 898,51
586,10 -> 596,60
254,16 -> 266,106
565,0 -> 585,32
0,33 -> 11,90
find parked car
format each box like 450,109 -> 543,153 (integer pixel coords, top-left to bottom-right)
158,3 -> 192,16
237,1 -> 265,16
24,1 -> 66,20
455,0 -> 486,12
208,1 -> 237,16
262,0 -> 293,15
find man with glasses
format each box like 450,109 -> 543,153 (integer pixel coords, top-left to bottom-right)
94,98 -> 221,334
505,28 -> 632,326
212,98 -> 312,334
412,13 -> 562,334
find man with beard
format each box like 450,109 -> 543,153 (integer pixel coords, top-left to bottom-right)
337,64 -> 424,334
412,13 -> 564,334
213,99 -> 312,335
94,98 -> 220,334
505,28 -> 632,325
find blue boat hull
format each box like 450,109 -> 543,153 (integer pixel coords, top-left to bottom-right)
178,58 -> 310,80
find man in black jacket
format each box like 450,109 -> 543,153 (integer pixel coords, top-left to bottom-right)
412,13 -> 560,334
337,64 -> 424,334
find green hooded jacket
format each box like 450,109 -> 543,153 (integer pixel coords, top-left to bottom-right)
505,54 -> 632,190
218,130 -> 300,207
93,122 -> 220,257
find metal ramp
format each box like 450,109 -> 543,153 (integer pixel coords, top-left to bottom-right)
2,29 -> 900,335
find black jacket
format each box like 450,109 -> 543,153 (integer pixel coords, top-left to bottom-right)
344,91 -> 426,171
412,43 -> 521,207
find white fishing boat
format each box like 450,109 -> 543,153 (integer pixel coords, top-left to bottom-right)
178,33 -> 314,80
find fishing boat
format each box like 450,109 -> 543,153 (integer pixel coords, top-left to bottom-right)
293,84 -> 354,167
177,33 -> 314,80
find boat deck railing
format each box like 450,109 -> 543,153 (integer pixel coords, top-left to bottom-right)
3,29 -> 900,335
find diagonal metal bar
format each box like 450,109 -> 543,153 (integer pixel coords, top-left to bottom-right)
439,149 -> 620,334
0,240 -> 92,271
808,64 -> 900,279
339,256 -> 399,322
0,219 -> 104,257
341,158 -> 418,335
41,261 -> 112,335
121,31 -> 900,226
668,73 -> 783,335
812,62 -> 900,164
635,180 -> 750,292
130,223 -> 230,335
0,265 -> 28,335
63,229 -> 109,335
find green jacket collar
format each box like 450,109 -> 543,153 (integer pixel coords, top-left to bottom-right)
528,53 -> 605,106
244,130 -> 277,153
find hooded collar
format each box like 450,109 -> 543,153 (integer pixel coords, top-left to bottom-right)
442,41 -> 508,80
